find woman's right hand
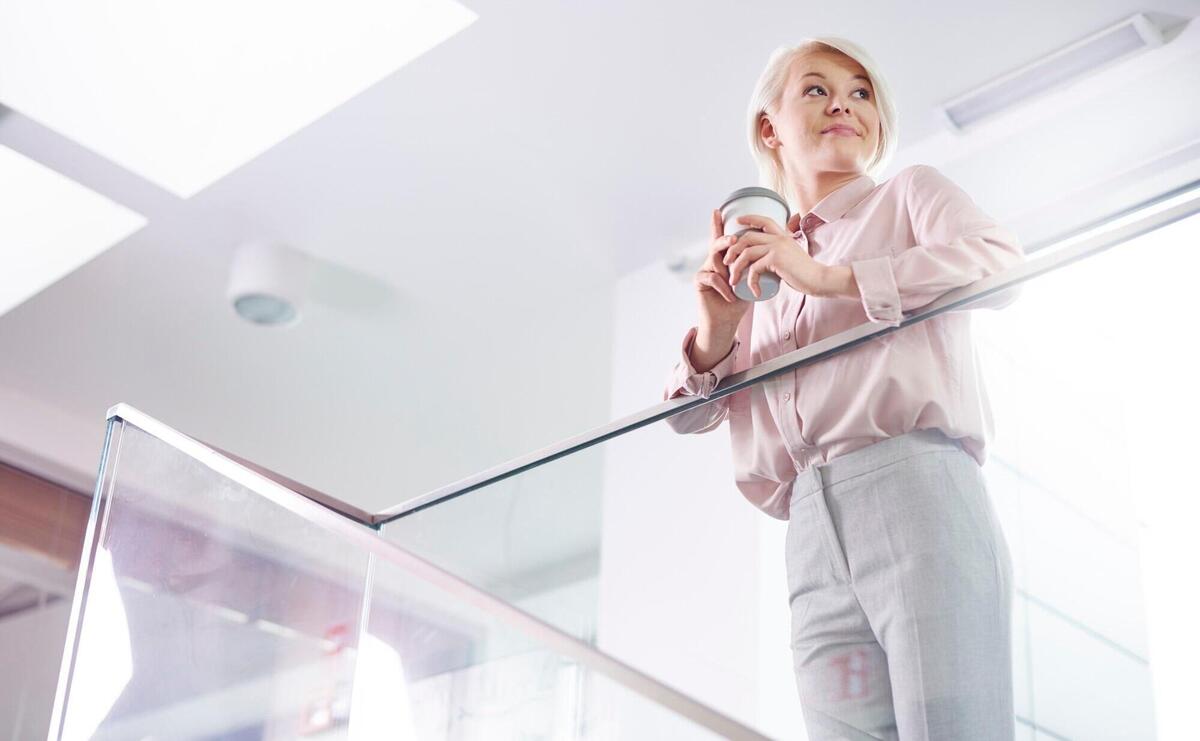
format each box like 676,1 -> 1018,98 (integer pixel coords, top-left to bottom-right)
694,208 -> 751,331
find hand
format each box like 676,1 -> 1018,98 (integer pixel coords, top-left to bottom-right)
693,209 -> 751,330
723,213 -> 833,298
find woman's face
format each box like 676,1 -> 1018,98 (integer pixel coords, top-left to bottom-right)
760,50 -> 881,176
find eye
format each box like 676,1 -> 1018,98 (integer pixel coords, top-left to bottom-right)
805,84 -> 872,101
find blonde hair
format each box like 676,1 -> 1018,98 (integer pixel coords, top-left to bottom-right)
746,37 -> 898,209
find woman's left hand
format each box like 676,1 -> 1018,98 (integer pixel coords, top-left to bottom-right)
723,214 -> 832,298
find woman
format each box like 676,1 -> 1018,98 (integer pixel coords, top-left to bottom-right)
664,37 -> 1025,740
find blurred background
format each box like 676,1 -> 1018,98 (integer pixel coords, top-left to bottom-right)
2,1 -> 1198,739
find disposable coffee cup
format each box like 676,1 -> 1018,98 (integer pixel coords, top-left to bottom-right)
718,186 -> 791,301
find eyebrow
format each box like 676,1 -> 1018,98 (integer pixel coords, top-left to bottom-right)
801,72 -> 872,86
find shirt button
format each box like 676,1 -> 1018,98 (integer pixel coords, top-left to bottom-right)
783,392 -> 791,402
783,330 -> 791,340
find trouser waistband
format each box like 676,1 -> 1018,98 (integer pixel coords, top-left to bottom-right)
791,429 -> 965,501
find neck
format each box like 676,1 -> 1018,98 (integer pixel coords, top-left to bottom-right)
788,170 -> 864,217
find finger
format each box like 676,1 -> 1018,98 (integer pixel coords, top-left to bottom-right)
787,212 -> 802,233
722,241 -> 742,266
710,272 -> 737,303
707,240 -> 734,277
729,229 -> 766,249
698,271 -> 736,303
729,246 -> 765,286
711,208 -> 725,241
736,214 -> 786,235
723,233 -> 764,265
711,232 -> 738,257
748,261 -> 768,298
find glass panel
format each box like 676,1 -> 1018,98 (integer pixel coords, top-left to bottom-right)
51,415 -> 759,739
970,209 -> 1200,741
354,551 -> 728,739
383,404 -> 786,737
383,207 -> 1200,740
51,421 -> 372,740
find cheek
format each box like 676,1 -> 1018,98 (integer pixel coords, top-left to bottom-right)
865,115 -> 881,145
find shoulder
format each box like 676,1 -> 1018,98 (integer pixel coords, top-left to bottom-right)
892,164 -> 972,208
870,164 -> 945,200
896,163 -> 951,189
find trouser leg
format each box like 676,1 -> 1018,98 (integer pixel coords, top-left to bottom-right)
838,449 -> 1015,741
788,484 -> 899,740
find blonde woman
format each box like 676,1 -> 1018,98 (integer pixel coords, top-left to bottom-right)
664,37 -> 1025,740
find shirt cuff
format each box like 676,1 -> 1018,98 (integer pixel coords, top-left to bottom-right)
850,256 -> 903,327
669,326 -> 740,399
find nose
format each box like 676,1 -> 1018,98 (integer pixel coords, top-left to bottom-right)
827,91 -> 854,116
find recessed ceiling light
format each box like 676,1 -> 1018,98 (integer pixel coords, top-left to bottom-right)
0,145 -> 145,318
0,1 -> 478,197
227,242 -> 307,327
233,294 -> 298,327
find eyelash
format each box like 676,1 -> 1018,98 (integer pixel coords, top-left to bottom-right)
805,84 -> 871,100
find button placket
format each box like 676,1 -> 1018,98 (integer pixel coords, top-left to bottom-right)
781,212 -> 825,468
783,232 -> 809,462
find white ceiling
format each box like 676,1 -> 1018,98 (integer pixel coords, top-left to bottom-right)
1,0 -> 1197,526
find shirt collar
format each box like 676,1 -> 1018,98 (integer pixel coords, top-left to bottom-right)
804,173 -> 877,226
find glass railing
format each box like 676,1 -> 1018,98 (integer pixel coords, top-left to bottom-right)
373,183 -> 1200,740
50,182 -> 1199,740
49,410 -> 767,740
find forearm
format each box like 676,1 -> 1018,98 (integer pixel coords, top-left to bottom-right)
690,322 -> 738,373
812,265 -> 860,299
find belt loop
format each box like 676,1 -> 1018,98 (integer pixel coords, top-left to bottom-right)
791,464 -> 824,502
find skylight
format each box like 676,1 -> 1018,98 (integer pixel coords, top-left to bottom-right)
0,145 -> 146,318
0,1 -> 477,197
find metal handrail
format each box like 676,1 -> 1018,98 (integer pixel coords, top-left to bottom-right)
372,180 -> 1200,525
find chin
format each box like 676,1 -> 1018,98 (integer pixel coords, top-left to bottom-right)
812,153 -> 864,171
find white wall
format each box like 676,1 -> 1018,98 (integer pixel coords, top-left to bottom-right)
596,258 -> 804,738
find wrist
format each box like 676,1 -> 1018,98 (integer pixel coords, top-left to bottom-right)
818,265 -> 859,299
697,320 -> 737,346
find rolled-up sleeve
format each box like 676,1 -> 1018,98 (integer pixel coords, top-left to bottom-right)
850,164 -> 1026,326
662,326 -> 740,434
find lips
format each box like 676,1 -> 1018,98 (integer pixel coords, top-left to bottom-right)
822,125 -> 860,136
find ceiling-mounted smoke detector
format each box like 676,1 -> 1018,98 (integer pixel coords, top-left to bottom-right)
939,13 -> 1166,131
227,242 -> 308,327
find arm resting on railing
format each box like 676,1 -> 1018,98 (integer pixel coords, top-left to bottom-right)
848,164 -> 1028,326
662,325 -> 740,434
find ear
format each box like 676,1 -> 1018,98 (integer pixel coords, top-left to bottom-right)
758,114 -> 778,149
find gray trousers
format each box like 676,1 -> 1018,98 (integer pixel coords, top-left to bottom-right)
785,428 -> 1014,740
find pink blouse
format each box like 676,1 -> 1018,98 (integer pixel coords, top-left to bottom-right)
664,164 -> 1026,520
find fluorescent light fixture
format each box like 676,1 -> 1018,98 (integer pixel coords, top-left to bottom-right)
0,1 -> 478,197
0,145 -> 146,318
940,13 -> 1166,130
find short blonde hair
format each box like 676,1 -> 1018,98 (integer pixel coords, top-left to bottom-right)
746,37 -> 898,209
